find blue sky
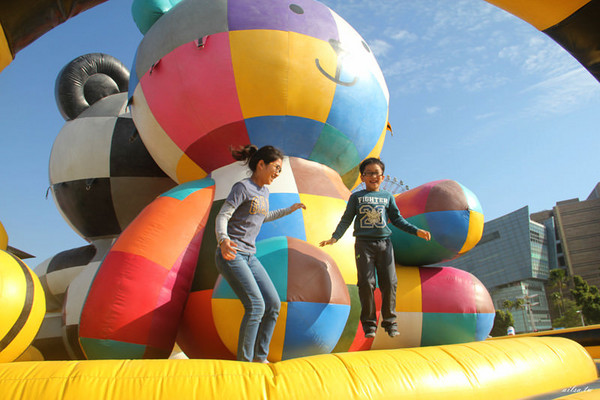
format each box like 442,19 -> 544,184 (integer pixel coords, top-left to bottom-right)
1,0 -> 599,264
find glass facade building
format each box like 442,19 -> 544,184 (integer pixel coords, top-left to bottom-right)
434,206 -> 553,333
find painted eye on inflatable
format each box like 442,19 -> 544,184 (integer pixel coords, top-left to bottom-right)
129,0 -> 390,188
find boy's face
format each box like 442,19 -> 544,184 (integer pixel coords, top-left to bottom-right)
360,163 -> 384,191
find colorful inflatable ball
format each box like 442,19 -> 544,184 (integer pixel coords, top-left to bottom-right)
212,236 -> 350,361
0,250 -> 46,363
390,180 -> 484,266
78,178 -> 215,359
51,53 -> 175,242
370,266 -> 495,349
130,0 -> 389,187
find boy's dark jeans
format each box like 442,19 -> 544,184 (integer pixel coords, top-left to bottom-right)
355,238 -> 397,333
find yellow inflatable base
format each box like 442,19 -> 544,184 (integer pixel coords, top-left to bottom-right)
0,337 -> 596,400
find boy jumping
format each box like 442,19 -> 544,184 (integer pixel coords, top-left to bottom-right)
320,158 -> 431,338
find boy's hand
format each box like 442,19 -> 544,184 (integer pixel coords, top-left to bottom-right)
417,229 -> 431,241
319,238 -> 337,247
290,203 -> 306,212
220,239 -> 238,260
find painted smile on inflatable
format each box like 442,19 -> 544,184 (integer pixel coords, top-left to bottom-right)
315,39 -> 360,87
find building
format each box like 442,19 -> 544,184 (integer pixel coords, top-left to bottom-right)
436,182 -> 600,333
434,206 -> 553,333
531,183 -> 600,288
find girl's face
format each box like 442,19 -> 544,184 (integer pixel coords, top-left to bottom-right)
254,158 -> 283,186
361,163 -> 384,191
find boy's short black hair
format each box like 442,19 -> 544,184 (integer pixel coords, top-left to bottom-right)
359,157 -> 385,175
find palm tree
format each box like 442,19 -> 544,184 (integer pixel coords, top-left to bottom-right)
549,292 -> 564,317
511,298 -> 528,331
549,269 -> 569,316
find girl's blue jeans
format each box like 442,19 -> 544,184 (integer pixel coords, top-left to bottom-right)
215,248 -> 281,362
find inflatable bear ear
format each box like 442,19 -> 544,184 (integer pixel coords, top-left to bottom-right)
55,53 -> 130,120
132,0 -> 184,34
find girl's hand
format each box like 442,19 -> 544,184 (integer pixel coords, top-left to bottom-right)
319,238 -> 337,247
220,239 -> 238,260
417,229 -> 431,241
291,203 -> 306,212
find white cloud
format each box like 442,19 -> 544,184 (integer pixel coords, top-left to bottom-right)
475,112 -> 496,120
368,39 -> 393,58
498,33 -> 578,78
391,30 -> 418,43
521,68 -> 600,116
498,45 -> 520,63
426,106 -> 440,114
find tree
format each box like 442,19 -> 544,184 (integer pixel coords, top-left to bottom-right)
490,310 -> 515,337
548,291 -> 564,321
548,269 -> 569,316
500,298 -> 527,332
551,298 -> 581,328
570,275 -> 600,324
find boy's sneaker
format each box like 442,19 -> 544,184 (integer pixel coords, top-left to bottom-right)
364,331 -> 376,338
386,328 -> 400,338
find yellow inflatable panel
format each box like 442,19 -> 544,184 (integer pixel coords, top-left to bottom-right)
230,30 -> 337,121
490,323 -> 600,359
0,337 -> 596,399
485,0 -> 591,31
299,193 -> 356,284
175,153 -> 207,183
0,220 -> 7,250
395,267 -> 422,312
14,346 -> 44,362
0,251 -> 46,363
286,32 -> 337,122
211,298 -> 288,362
459,210 -> 484,254
0,24 -> 11,73
586,345 -> 600,359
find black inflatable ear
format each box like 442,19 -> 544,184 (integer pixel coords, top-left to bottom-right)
55,53 -> 130,120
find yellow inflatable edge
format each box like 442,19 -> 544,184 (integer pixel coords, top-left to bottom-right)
0,24 -> 12,74
0,337 -> 596,400
489,323 -> 600,359
485,0 -> 591,31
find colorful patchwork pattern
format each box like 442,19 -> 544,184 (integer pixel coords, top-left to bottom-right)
211,236 -> 350,361
131,0 -> 389,185
390,180 -> 484,266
